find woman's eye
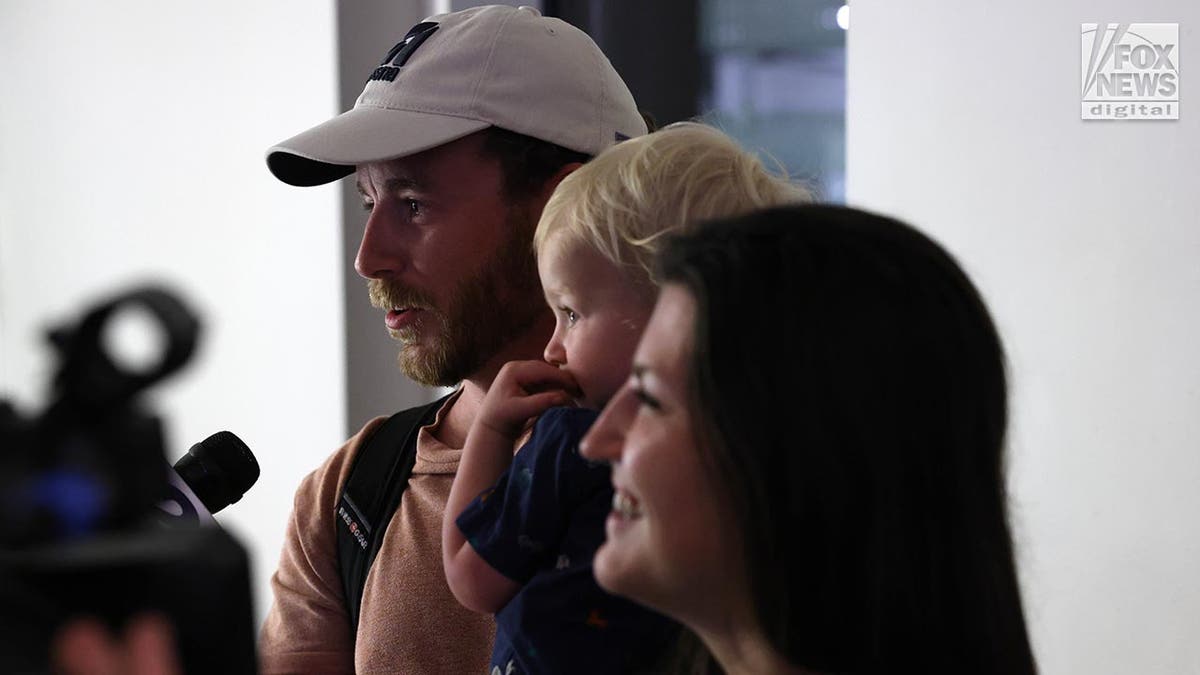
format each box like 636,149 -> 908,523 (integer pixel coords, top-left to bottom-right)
361,200 -> 375,213
559,307 -> 578,326
633,387 -> 662,411
405,199 -> 422,216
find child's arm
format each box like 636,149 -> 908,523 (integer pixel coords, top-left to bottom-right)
442,360 -> 579,614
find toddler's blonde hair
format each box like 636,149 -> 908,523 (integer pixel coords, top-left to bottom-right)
534,121 -> 811,289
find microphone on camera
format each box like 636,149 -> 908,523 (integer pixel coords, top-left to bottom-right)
155,431 -> 260,526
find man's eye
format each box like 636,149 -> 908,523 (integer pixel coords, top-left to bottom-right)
560,307 -> 578,325
405,199 -> 422,216
361,201 -> 375,212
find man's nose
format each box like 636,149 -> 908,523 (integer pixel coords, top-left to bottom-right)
355,208 -> 403,279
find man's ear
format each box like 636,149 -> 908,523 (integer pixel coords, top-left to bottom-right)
536,161 -> 584,206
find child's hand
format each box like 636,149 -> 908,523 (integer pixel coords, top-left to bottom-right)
475,360 -> 581,440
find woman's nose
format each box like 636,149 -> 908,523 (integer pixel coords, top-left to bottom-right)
580,386 -> 631,462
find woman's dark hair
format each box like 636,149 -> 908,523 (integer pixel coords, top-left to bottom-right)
656,205 -> 1037,674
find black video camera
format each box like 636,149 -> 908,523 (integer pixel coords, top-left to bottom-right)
0,286 -> 257,674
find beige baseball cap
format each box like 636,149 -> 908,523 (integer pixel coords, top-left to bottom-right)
266,4 -> 646,187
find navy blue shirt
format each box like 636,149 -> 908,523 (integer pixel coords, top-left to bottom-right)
456,407 -> 677,674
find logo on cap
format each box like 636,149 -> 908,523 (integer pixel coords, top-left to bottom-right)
370,22 -> 439,83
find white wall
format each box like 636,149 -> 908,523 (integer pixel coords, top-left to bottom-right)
0,1 -> 343,624
848,2 -> 1199,672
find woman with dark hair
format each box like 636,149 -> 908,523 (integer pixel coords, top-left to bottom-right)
580,205 -> 1038,674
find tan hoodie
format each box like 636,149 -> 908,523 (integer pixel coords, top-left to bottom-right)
259,395 -> 495,674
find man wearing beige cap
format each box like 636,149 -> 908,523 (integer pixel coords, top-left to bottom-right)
259,5 -> 646,673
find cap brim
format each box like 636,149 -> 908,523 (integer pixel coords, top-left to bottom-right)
266,106 -> 491,187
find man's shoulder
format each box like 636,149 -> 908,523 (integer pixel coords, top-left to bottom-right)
339,414 -> 392,468
315,392 -> 456,500
297,415 -> 391,504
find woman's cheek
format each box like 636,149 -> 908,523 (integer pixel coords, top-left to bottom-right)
592,522 -> 644,600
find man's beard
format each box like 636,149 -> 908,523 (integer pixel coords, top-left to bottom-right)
367,205 -> 545,387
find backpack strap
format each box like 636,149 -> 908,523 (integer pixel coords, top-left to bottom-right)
335,392 -> 453,636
